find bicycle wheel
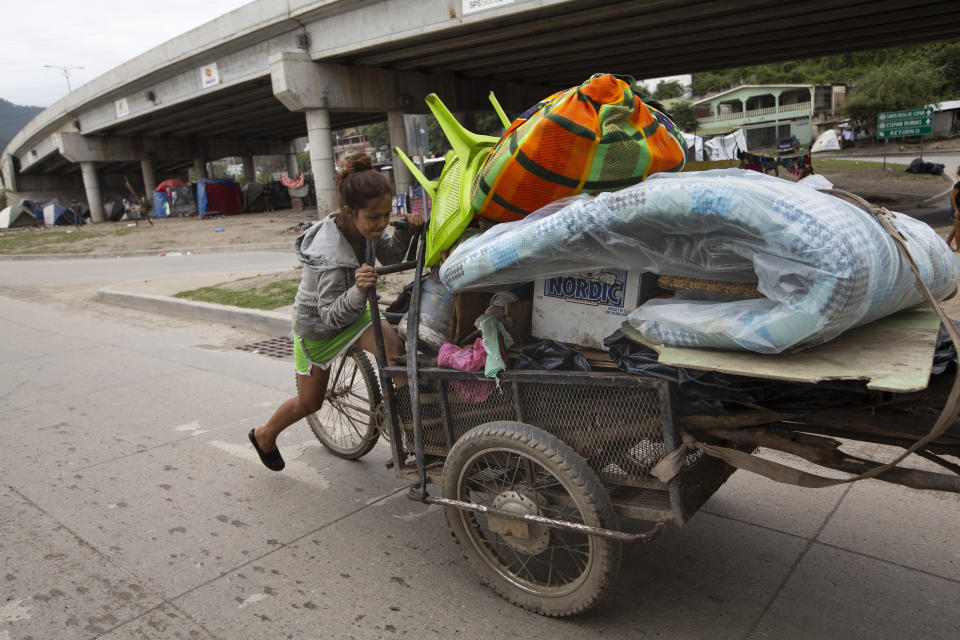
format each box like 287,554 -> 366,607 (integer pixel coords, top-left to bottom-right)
298,346 -> 382,459
442,421 -> 621,616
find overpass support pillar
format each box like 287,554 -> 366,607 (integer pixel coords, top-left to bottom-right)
243,154 -> 256,182
140,158 -> 156,200
387,110 -> 411,201
2,154 -> 17,192
80,162 -> 105,223
193,158 -> 208,181
306,108 -> 336,214
285,150 -> 299,178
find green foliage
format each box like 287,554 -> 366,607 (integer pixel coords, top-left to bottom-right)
653,80 -> 685,100
363,121 -> 391,150
665,100 -> 698,132
843,60 -> 943,128
690,39 -> 960,100
296,151 -> 310,174
632,82 -> 653,101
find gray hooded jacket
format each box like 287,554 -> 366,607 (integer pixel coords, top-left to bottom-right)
292,214 -> 411,340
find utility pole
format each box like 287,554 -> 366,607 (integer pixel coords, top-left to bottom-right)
43,64 -> 84,93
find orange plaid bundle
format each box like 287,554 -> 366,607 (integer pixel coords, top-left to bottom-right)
471,73 -> 686,222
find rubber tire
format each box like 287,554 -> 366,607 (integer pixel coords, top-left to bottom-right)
299,346 -> 381,460
442,421 -> 621,617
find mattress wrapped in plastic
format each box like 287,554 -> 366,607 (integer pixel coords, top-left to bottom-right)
438,169 -> 960,354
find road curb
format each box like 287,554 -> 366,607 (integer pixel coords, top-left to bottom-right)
97,287 -> 291,335
0,242 -> 290,261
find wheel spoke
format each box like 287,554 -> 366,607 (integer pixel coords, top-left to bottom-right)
445,425 -> 620,612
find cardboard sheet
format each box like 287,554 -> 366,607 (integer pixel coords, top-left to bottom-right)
619,306 -> 942,393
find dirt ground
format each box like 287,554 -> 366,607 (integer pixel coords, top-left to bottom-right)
1,162 -> 953,257
0,209 -> 316,255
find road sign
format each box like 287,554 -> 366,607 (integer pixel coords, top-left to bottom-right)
876,107 -> 934,139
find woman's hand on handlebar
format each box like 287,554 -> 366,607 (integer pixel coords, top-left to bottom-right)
355,264 -> 378,291
405,212 -> 425,232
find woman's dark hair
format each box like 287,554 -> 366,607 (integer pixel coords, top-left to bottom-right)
336,153 -> 393,211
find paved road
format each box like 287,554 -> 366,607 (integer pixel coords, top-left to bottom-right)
826,150 -> 960,174
1,255 -> 959,639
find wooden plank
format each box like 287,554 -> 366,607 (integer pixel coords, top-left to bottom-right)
619,307 -> 942,393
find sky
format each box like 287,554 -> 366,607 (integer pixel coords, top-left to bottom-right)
1,0 -> 252,107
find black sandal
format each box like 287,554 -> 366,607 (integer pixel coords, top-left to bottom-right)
248,428 -> 285,471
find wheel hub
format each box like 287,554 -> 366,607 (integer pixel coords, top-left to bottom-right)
488,490 -> 550,555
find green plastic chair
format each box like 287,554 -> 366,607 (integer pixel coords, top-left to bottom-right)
394,92 -> 502,267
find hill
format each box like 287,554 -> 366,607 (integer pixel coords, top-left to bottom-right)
0,98 -> 43,152
691,40 -> 960,99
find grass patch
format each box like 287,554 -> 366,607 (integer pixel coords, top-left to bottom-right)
174,277 -> 300,310
814,158 -> 943,180
0,227 -> 136,255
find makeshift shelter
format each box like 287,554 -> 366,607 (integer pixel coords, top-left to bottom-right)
43,201 -> 76,226
811,129 -> 842,153
104,200 -> 124,221
681,132 -> 705,161
242,181 -> 290,212
155,179 -> 184,192
703,129 -> 747,160
197,178 -> 243,215
0,203 -> 36,228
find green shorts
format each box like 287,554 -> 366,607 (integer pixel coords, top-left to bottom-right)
294,305 -> 375,374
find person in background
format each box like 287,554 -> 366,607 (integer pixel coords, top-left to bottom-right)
262,182 -> 274,212
70,199 -> 82,227
248,153 -> 423,471
33,204 -> 46,229
948,166 -> 960,252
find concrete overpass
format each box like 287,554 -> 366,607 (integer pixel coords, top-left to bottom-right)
4,0 -> 959,221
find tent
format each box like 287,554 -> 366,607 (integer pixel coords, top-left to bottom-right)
0,203 -> 36,228
811,129 -> 842,153
681,132 -> 705,162
153,183 -> 197,217
241,180 -> 290,212
155,178 -> 184,192
43,201 -> 77,226
703,129 -> 748,161
197,178 -> 242,215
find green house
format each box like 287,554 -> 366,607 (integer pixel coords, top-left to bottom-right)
692,84 -> 848,150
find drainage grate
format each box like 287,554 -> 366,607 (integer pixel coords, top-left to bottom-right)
236,336 -> 294,359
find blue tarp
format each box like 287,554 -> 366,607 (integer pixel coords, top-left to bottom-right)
43,201 -> 71,226
152,192 -> 169,218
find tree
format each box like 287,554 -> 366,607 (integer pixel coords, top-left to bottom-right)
361,121 -> 390,150
842,60 -> 943,130
632,81 -> 653,101
665,100 -> 699,132
653,80 -> 685,100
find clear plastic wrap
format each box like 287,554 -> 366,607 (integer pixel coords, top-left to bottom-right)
439,169 -> 960,354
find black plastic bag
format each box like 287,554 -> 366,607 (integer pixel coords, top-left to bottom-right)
513,339 -> 591,371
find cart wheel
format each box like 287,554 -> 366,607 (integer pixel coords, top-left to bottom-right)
442,421 -> 621,617
298,346 -> 382,459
